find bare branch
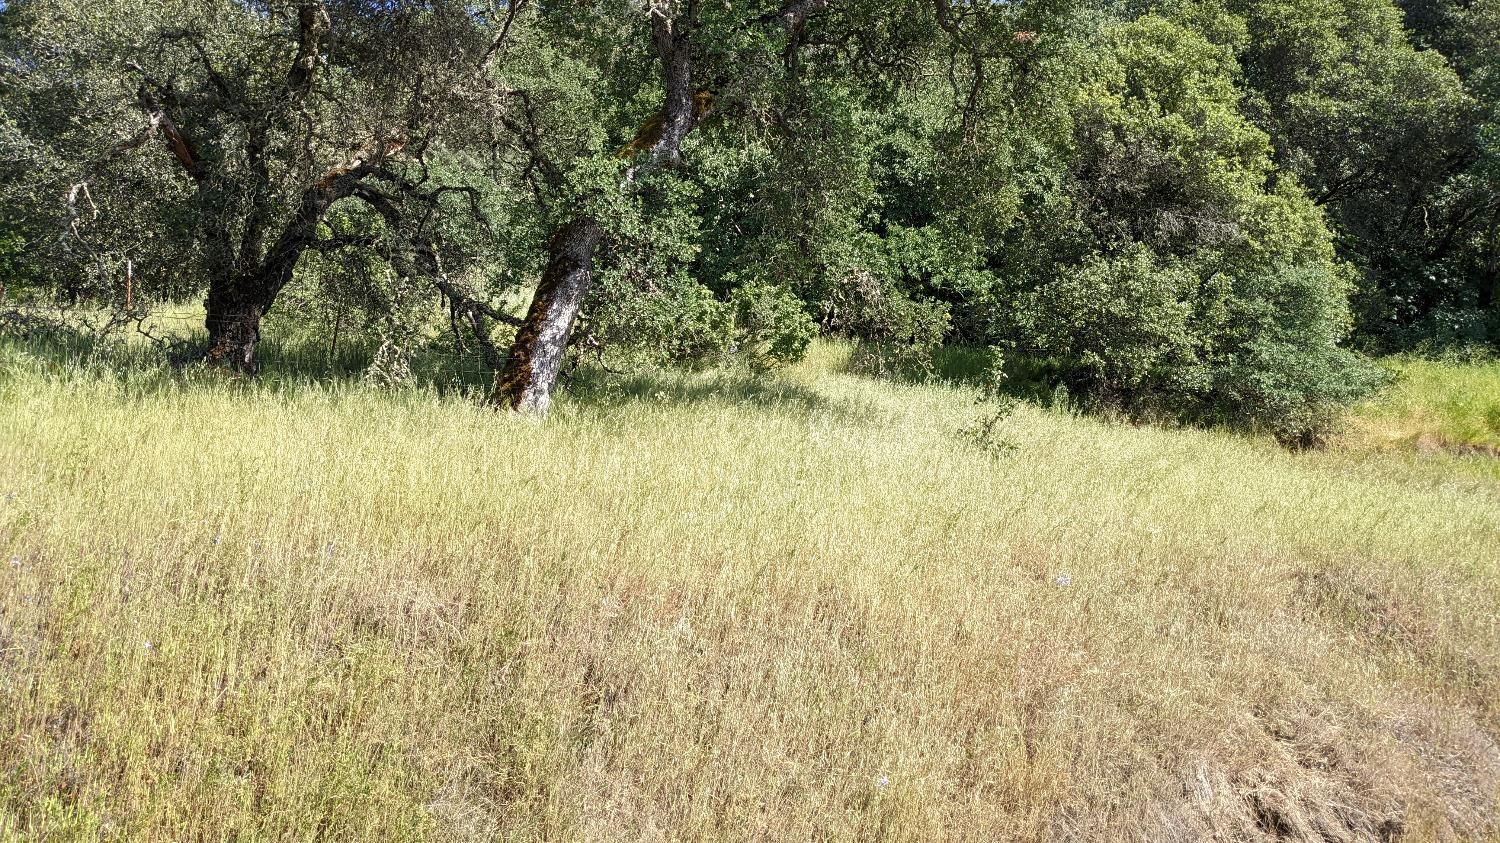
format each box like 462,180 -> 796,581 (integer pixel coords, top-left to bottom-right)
314,135 -> 408,190
435,277 -> 524,328
131,89 -> 206,181
66,183 -> 98,239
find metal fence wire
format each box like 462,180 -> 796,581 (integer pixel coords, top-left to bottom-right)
0,303 -> 521,377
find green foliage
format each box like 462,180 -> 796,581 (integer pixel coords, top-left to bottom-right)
1220,0 -> 1498,348
1205,265 -> 1389,442
3,0 -> 1494,436
955,347 -> 1022,455
976,16 -> 1378,439
840,274 -> 953,378
729,281 -> 817,370
1008,250 -> 1383,441
1012,248 -> 1201,411
583,276 -> 815,373
586,273 -> 735,368
0,215 -> 28,296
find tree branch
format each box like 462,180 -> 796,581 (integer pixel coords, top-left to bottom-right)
287,2 -> 331,98
435,277 -> 525,328
314,135 -> 408,190
762,0 -> 831,34
479,0 -> 528,68
129,75 -> 207,183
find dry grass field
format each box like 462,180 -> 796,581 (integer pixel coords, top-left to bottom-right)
1,337 -> 1498,841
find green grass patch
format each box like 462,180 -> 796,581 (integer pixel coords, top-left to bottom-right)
1347,355 -> 1500,453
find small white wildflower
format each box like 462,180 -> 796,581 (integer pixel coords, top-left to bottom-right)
8,556 -> 19,567
875,774 -> 890,788
143,640 -> 154,652
1054,574 -> 1072,586
211,534 -> 221,546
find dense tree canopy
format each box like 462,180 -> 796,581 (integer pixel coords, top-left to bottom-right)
1,0 -> 1496,437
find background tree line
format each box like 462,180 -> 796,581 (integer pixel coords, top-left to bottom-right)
0,0 -> 1496,438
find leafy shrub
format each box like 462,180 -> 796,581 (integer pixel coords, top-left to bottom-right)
956,347 -> 1022,456
1012,248 -> 1201,414
729,281 -> 816,370
585,273 -> 735,368
585,276 -> 816,373
1010,251 -> 1384,441
824,268 -> 951,378
1203,264 -> 1389,443
986,17 -> 1384,441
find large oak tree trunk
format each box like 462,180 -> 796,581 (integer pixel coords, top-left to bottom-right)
492,216 -> 603,413
204,284 -> 270,371
491,1 -> 825,414
198,169 -> 364,371
201,255 -> 301,373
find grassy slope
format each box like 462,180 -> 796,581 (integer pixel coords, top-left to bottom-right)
0,341 -> 1498,841
1345,357 -> 1500,454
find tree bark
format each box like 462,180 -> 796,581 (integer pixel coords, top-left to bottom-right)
203,286 -> 268,371
198,139 -> 398,371
492,6 -> 700,413
200,198 -> 325,371
491,0 -> 829,414
491,217 -> 603,412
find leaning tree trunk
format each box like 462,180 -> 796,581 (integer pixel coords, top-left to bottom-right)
493,7 -> 701,414
492,217 -> 603,413
491,1 -> 825,414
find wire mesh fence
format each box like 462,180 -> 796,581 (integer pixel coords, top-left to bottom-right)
0,302 -> 513,378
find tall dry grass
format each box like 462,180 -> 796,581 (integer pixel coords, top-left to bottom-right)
1,340 -> 1497,841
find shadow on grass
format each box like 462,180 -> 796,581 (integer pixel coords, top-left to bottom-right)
877,342 -> 1069,406
0,317 -> 484,390
561,364 -> 851,418
0,326 -> 864,420
929,345 -> 995,386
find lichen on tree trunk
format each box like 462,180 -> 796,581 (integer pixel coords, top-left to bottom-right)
490,2 -> 827,416
203,298 -> 266,372
492,8 -> 702,415
492,217 -> 603,413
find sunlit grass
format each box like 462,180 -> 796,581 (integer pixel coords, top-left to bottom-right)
1346,356 -> 1500,451
0,334 -> 1497,840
